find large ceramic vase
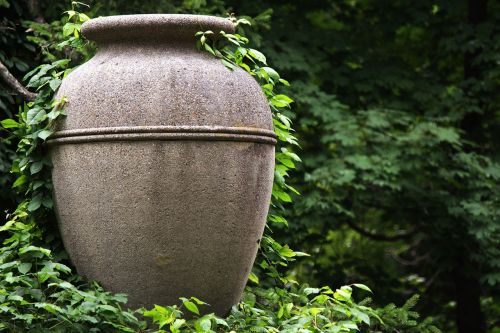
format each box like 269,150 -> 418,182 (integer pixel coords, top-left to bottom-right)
48,14 -> 275,315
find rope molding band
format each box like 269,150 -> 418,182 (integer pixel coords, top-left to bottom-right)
47,126 -> 277,145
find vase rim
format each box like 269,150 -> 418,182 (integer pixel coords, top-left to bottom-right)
81,14 -> 236,43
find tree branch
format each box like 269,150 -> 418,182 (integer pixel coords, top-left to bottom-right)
0,60 -> 37,101
387,249 -> 430,266
345,219 -> 416,241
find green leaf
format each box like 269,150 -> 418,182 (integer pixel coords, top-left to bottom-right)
53,263 -> 72,273
49,78 -> 62,91
27,193 -> 43,212
352,283 -> 372,293
236,18 -> 251,26
23,64 -> 42,81
30,161 -> 43,174
1,119 -> 20,128
281,148 -> 301,161
8,295 -> 23,302
183,300 -> 200,315
172,319 -> 185,329
262,67 -> 280,80
271,94 -> 294,108
248,272 -> 259,284
275,114 -> 292,129
190,297 -> 207,305
342,322 -> 358,330
58,281 -> 74,289
268,214 -> 288,227
309,307 -> 323,316
18,263 -> 32,274
221,59 -> 236,70
278,245 -> 296,258
35,303 -> 64,315
272,188 -> 292,202
27,107 -> 47,125
304,288 -> 320,295
279,78 -> 290,86
195,316 -> 211,331
351,307 -> 371,325
13,175 -> 28,188
334,288 -> 352,301
0,261 -> 19,270
63,22 -> 78,37
42,196 -> 53,209
98,304 -> 118,313
19,245 -> 51,257
203,43 -> 215,55
276,154 -> 295,168
214,317 -> 228,327
78,13 -> 90,22
47,108 -> 62,120
248,48 -> 267,64
38,129 -> 53,140
65,10 -> 76,19
32,180 -> 45,190
27,75 -> 51,89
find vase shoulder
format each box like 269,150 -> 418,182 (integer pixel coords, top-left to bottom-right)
56,45 -> 273,134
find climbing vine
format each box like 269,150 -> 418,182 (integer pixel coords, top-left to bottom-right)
0,6 -> 144,332
196,18 -> 307,285
0,5 -> 440,333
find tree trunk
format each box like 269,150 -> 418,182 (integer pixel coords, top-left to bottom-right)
454,262 -> 486,333
461,0 -> 487,141
454,1 -> 488,333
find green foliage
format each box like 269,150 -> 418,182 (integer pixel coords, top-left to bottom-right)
143,284 -> 381,333
141,285 -> 443,333
370,295 -> 441,333
23,1 -> 95,63
225,1 -> 500,330
296,92 -> 500,276
0,5 -> 441,332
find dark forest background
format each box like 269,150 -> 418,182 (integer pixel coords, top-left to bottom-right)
1,1 -> 499,332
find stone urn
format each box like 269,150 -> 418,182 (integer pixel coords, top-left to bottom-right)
47,14 -> 275,315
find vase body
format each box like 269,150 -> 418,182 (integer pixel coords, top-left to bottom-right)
48,14 -> 275,315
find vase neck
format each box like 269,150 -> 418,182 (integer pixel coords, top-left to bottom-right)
82,14 -> 235,46
96,39 -> 202,52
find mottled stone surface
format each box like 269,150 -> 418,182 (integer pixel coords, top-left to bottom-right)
48,14 -> 275,315
82,14 -> 235,44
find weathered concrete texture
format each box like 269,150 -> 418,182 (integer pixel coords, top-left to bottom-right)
57,15 -> 272,132
82,14 -> 235,44
51,141 -> 274,314
48,14 -> 275,315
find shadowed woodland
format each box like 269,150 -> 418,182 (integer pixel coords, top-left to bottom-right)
1,0 -> 499,332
